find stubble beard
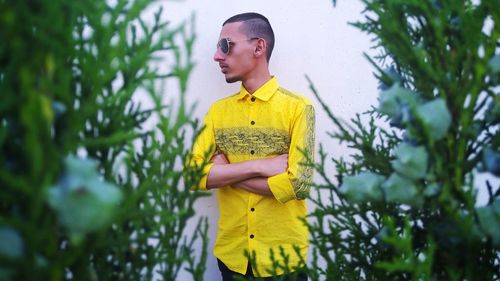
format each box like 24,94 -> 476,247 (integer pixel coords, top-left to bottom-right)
225,75 -> 241,84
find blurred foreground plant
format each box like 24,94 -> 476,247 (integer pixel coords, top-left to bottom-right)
0,1 -> 208,280
306,0 -> 499,280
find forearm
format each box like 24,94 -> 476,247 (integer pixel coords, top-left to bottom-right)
234,177 -> 273,196
206,160 -> 261,189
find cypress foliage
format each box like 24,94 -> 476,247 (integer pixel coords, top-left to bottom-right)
0,1 -> 208,280
306,0 -> 500,280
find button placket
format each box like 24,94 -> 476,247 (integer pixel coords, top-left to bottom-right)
248,95 -> 257,156
248,195 -> 257,245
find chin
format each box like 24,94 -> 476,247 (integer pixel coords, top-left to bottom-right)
225,75 -> 241,84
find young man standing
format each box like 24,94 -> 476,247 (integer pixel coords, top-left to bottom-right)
190,12 -> 315,281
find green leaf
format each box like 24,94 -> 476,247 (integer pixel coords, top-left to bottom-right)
488,54 -> 500,73
476,200 -> 500,246
391,143 -> 428,180
378,83 -> 418,118
340,171 -> 385,203
47,155 -> 122,244
423,183 -> 440,197
382,173 -> 422,206
0,226 -> 24,260
415,99 -> 451,141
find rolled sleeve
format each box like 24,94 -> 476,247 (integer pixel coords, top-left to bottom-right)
193,161 -> 214,191
268,172 -> 296,203
269,102 -> 315,203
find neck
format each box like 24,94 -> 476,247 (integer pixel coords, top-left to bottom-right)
241,65 -> 271,94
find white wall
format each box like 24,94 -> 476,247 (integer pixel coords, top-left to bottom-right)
157,1 -> 379,280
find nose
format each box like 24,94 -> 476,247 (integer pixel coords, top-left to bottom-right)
213,47 -> 225,62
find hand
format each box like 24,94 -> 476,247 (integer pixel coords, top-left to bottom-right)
257,154 -> 288,177
211,150 -> 229,165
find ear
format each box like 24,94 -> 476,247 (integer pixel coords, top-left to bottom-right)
254,38 -> 267,59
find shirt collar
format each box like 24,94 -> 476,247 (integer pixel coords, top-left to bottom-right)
236,76 -> 279,102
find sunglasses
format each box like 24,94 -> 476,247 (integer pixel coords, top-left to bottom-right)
216,37 -> 259,55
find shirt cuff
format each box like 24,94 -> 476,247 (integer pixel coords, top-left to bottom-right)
268,172 -> 296,203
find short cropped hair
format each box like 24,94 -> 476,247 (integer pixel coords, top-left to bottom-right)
223,13 -> 275,62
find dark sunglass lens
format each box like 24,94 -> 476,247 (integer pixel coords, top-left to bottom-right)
220,39 -> 229,54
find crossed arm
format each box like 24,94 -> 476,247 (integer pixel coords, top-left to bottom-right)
206,151 -> 288,196
193,102 -> 314,201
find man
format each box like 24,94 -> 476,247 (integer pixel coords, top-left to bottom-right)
190,12 -> 315,281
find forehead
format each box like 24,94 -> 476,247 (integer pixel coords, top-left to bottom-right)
219,22 -> 246,39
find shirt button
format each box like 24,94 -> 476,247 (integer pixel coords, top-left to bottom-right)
251,97 -> 256,102
250,234 -> 254,239
250,208 -> 255,212
250,121 -> 255,125
250,150 -> 255,155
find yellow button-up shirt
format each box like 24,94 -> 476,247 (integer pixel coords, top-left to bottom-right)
190,77 -> 315,277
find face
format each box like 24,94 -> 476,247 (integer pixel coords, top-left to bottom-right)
213,22 -> 257,83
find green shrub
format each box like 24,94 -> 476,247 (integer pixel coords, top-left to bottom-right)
306,1 -> 499,280
0,1 -> 207,280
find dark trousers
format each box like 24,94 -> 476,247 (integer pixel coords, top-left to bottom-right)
217,259 -> 308,281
